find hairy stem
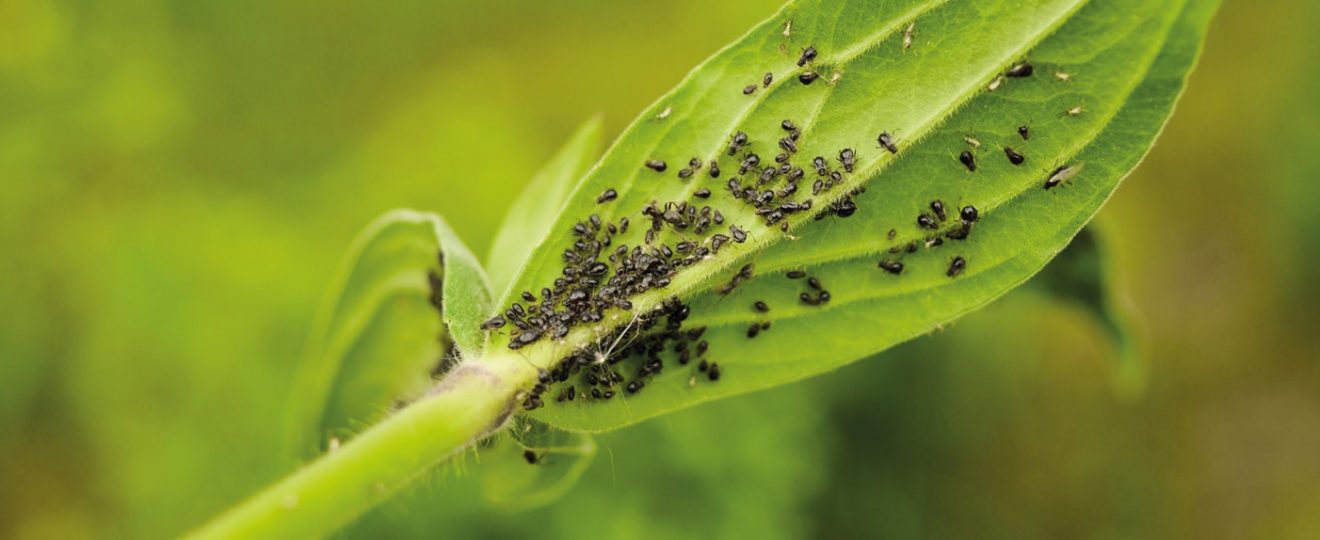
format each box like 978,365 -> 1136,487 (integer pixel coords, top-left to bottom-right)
187,355 -> 535,540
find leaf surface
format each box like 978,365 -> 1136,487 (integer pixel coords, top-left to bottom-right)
468,0 -> 1220,431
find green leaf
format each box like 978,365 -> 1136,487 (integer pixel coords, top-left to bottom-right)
1024,221 -> 1146,397
486,118 -> 604,298
465,0 -> 1218,431
479,420 -> 598,512
284,209 -> 492,457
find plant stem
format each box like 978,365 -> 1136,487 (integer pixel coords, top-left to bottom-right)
187,355 -> 534,540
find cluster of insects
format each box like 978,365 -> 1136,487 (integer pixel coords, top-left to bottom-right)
464,24 -> 1088,411
514,297 -> 719,409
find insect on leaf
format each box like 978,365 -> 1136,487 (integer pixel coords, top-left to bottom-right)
471,0 -> 1219,432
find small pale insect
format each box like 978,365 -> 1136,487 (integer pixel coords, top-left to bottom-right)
1044,163 -> 1084,190
987,76 -> 1005,91
783,19 -> 793,37
1061,105 -> 1083,117
1054,71 -> 1072,82
902,22 -> 916,51
963,136 -> 982,148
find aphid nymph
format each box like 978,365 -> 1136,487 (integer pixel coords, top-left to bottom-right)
947,256 -> 966,277
877,131 -> 899,154
1004,146 -> 1025,165
959,150 -> 976,172
1005,62 -> 1034,78
797,46 -> 817,67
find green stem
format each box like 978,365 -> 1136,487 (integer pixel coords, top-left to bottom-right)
187,354 -> 535,540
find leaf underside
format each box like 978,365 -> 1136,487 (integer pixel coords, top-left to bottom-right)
285,210 -> 492,457
460,0 -> 1219,432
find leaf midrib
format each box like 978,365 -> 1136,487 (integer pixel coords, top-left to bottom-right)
494,0 -> 1094,368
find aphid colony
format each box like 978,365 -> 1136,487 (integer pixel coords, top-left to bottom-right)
515,298 -> 719,410
720,118 -> 868,231
477,41 -> 1084,411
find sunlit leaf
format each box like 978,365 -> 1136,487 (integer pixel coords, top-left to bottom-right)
459,0 -> 1222,431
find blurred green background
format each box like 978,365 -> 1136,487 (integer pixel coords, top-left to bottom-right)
3,0 -> 1319,538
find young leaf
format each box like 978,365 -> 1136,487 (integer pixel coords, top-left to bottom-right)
284,209 -> 492,457
486,118 -> 604,298
468,0 -> 1219,431
1025,222 -> 1146,397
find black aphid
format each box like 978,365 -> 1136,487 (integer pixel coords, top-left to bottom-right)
521,291 -> 536,302
1005,62 -> 1034,78
743,84 -> 757,95
730,225 -> 747,243
799,71 -> 820,85
689,157 -> 703,169
839,148 -> 856,172
645,159 -> 667,172
763,72 -> 774,87
878,260 -> 904,275
1018,125 -> 1030,140
834,197 -> 857,217
480,315 -> 506,330
780,137 -> 798,154
877,131 -> 899,154
947,223 -> 971,241
709,161 -> 721,178
1004,146 -> 1025,165
786,270 -> 806,279
930,200 -> 946,221
797,46 -> 818,66
695,188 -> 711,198
747,323 -> 761,338
959,150 -> 976,172
728,131 -> 749,156
807,277 -> 822,290
960,205 -> 979,223
597,188 -> 618,203
523,450 -> 540,465
917,214 -> 938,229
947,256 -> 966,277
754,300 -> 769,313
782,119 -> 797,131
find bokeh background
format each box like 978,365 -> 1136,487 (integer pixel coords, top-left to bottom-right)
3,0 -> 1318,538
